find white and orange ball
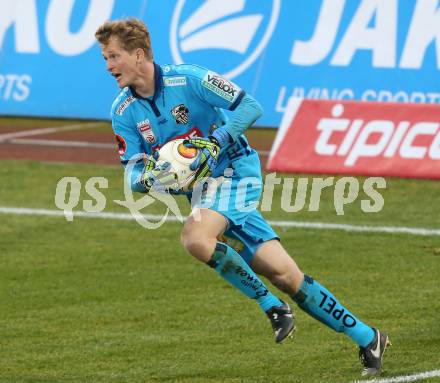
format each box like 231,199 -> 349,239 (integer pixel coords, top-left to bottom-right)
157,139 -> 199,192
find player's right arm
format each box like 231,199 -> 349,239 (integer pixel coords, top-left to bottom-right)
111,113 -> 149,192
112,113 -> 176,194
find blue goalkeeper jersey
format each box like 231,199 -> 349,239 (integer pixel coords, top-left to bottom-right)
110,62 -> 261,192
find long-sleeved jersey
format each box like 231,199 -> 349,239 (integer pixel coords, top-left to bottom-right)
110,62 -> 262,192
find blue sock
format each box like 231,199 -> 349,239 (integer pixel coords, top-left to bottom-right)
292,275 -> 375,347
207,242 -> 283,312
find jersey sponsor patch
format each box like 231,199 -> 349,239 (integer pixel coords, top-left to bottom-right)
171,104 -> 189,124
137,119 -> 156,143
115,134 -> 126,156
164,76 -> 187,87
116,96 -> 135,116
202,71 -> 240,102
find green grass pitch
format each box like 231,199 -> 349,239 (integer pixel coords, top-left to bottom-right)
0,160 -> 439,382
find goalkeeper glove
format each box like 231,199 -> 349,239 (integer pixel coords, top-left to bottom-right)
184,136 -> 221,179
140,153 -> 178,193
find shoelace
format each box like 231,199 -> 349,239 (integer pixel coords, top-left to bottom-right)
359,347 -> 375,367
359,351 -> 367,365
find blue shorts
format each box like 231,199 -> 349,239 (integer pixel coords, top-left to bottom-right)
191,150 -> 279,265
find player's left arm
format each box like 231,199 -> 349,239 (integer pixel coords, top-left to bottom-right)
189,69 -> 263,146
185,93 -> 263,177
184,69 -> 262,175
214,92 -> 263,145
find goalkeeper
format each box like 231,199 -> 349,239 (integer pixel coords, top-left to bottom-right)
95,18 -> 389,376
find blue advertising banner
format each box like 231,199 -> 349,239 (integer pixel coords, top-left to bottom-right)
1,0 -> 439,127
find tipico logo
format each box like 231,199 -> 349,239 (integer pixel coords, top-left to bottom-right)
170,0 -> 281,79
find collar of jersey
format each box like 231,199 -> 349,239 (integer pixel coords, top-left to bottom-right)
129,62 -> 163,102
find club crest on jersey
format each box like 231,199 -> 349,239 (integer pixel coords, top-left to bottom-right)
137,119 -> 156,143
171,104 -> 189,124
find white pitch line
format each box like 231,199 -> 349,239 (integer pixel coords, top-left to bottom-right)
351,369 -> 440,383
0,122 -> 98,142
267,219 -> 440,236
9,138 -> 114,149
0,207 -> 183,223
2,137 -> 271,154
1,207 -> 439,236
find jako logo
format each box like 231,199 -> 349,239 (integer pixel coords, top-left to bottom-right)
170,0 -> 281,79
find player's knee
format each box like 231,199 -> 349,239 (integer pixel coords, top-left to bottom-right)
269,271 -> 299,295
180,229 -> 216,262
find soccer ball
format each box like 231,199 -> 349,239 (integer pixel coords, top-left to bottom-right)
157,138 -> 199,192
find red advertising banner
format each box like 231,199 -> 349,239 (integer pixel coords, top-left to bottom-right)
267,99 -> 440,179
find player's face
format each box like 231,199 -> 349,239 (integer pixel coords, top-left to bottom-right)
101,36 -> 138,88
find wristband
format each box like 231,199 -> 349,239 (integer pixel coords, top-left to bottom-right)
210,128 -> 231,148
